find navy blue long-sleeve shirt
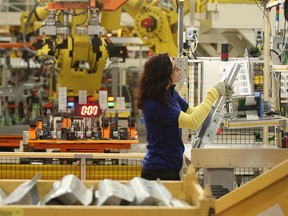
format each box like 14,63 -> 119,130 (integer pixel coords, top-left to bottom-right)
142,85 -> 189,171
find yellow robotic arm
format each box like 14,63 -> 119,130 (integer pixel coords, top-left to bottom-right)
20,4 -> 48,36
122,0 -> 190,56
21,0 -> 127,99
21,0 -> 190,100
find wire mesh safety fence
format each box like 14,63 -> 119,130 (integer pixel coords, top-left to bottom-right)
189,126 -> 277,145
0,153 -> 143,180
213,127 -> 276,144
0,163 -> 81,180
0,149 -> 281,200
189,125 -> 281,195
0,163 -> 142,180
214,126 -> 276,144
87,160 -> 142,180
233,167 -> 265,187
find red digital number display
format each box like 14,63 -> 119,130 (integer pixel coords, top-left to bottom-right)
81,105 -> 98,116
75,104 -> 100,116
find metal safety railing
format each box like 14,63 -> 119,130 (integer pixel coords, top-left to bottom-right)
0,152 -> 144,181
0,0 -> 35,12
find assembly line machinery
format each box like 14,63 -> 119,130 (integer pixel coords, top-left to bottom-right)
25,106 -> 138,153
0,0 -> 192,152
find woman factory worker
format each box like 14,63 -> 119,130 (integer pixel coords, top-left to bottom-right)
135,52 -> 233,180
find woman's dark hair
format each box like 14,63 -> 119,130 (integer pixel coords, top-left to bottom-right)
135,53 -> 173,109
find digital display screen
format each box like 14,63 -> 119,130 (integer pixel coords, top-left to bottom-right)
74,104 -> 100,116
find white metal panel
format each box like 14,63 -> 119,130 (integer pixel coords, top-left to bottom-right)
208,3 -> 275,29
202,59 -> 253,99
202,59 -> 230,97
190,144 -> 288,168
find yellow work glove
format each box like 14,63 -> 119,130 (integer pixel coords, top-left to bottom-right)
213,82 -> 226,96
213,82 -> 234,99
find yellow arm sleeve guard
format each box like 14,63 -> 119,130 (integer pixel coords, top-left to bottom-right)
185,106 -> 194,114
179,87 -> 219,130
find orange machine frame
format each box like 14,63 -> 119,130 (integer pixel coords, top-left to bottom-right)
0,135 -> 22,148
26,139 -> 138,152
47,0 -> 127,11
